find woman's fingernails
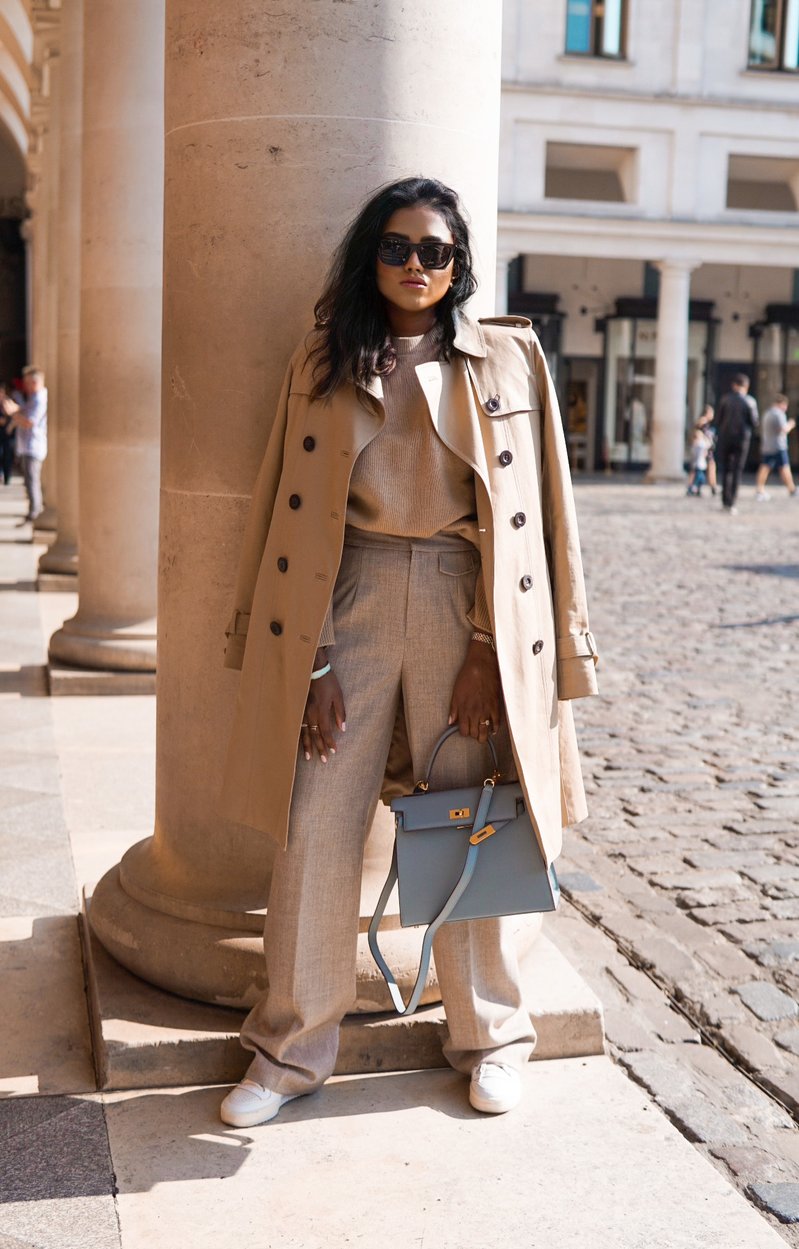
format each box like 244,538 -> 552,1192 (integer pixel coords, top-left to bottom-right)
304,751 -> 311,761
321,755 -> 327,764
341,722 -> 347,732
330,747 -> 336,754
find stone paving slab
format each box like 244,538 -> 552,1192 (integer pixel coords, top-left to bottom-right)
101,1058 -> 788,1249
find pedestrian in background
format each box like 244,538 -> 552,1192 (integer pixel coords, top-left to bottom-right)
0,382 -> 16,486
755,393 -> 796,501
686,423 -> 712,496
1,366 -> 48,522
714,373 -> 758,514
697,403 -> 717,495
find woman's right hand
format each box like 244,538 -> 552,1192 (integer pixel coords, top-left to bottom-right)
300,656 -> 346,763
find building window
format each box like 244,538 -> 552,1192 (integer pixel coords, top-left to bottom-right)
726,154 -> 799,211
748,0 -> 799,70
565,0 -> 626,58
545,142 -> 637,203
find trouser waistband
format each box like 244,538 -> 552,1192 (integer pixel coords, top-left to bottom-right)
343,524 -> 475,553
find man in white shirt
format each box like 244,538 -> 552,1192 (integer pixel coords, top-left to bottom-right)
755,393 -> 796,500
1,366 -> 48,521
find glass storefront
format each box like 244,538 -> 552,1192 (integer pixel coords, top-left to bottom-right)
602,314 -> 712,470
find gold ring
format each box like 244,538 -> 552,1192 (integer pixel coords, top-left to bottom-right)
482,719 -> 491,726
311,725 -> 319,732
301,723 -> 309,728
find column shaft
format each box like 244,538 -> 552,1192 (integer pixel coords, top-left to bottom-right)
49,0 -> 163,669
90,0 -> 504,1005
39,0 -> 82,577
649,259 -> 697,481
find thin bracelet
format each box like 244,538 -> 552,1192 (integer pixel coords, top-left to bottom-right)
310,662 -> 332,681
471,630 -> 496,651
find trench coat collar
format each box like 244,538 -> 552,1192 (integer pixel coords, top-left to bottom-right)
452,311 -> 488,359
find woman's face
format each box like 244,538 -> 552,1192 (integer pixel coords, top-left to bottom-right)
375,204 -> 455,326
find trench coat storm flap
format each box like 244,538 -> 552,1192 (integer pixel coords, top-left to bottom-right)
220,313 -> 599,867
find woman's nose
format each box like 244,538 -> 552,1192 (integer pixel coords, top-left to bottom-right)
404,246 -> 423,270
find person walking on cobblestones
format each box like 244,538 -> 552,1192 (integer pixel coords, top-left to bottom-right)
218,177 -> 599,1129
715,374 -> 758,514
1,367 -> 48,522
755,393 -> 796,501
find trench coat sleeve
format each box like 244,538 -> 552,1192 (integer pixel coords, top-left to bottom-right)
223,359 -> 294,670
531,332 -> 599,701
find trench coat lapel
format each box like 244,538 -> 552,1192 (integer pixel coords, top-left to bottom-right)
415,356 -> 490,491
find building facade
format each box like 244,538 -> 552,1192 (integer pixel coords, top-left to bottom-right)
498,0 -> 799,474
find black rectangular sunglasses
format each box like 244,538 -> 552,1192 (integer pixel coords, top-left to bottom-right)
377,238 -> 456,270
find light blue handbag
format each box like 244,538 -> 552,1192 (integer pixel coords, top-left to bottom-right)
368,726 -> 560,1016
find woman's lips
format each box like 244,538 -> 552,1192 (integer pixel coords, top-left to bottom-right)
400,280 -> 426,288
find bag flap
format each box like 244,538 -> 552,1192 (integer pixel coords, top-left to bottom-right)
391,783 -> 524,833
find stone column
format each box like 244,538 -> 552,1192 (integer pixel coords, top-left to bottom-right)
90,0 -> 505,1008
39,0 -> 82,580
38,55 -> 61,531
48,0 -> 163,671
495,250 -> 516,315
648,259 -> 699,481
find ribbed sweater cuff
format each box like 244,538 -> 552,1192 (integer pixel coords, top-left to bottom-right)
466,569 -> 492,635
318,606 -> 336,647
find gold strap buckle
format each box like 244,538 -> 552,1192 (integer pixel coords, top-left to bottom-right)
469,823 -> 497,846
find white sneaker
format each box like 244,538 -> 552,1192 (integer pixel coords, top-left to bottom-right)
755,491 -> 770,502
469,1061 -> 521,1114
220,1079 -> 303,1127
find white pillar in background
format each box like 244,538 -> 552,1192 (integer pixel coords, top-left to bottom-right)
648,259 -> 699,481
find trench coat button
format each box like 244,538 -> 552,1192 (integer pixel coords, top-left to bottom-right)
270,621 -> 283,636
485,394 -> 501,413
277,557 -> 288,572
499,450 -> 513,466
303,436 -> 316,451
512,511 -> 526,528
289,493 -> 301,509
532,639 -> 544,655
520,574 -> 533,591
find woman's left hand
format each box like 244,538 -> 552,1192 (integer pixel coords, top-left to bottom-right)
448,639 -> 501,743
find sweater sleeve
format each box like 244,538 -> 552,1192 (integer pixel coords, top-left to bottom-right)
318,604 -> 336,648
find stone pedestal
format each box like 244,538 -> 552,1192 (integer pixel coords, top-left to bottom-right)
648,259 -> 699,482
89,0 -> 508,1010
48,0 -> 163,673
39,0 -> 82,582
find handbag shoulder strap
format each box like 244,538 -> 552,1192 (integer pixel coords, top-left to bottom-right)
367,781 -> 496,1016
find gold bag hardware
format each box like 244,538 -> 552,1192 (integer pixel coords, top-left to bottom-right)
449,807 -> 471,820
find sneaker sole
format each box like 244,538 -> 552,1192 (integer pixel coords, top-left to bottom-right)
220,1090 -> 303,1128
469,1089 -> 520,1115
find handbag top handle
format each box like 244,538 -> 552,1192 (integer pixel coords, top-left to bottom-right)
414,725 -> 501,794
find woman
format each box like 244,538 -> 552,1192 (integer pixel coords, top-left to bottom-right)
219,177 -> 598,1128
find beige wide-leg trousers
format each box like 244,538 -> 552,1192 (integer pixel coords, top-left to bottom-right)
240,531 -> 537,1094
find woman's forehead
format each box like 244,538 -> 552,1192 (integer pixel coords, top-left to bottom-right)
382,204 -> 453,242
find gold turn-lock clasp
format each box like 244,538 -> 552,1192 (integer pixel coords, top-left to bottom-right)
469,823 -> 497,845
450,807 -> 471,821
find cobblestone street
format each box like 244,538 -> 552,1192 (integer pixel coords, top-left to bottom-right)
557,477 -> 799,1234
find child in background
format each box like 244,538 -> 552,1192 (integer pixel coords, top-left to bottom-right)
686,423 -> 713,496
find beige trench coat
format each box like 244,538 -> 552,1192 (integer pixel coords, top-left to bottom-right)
220,314 -> 599,865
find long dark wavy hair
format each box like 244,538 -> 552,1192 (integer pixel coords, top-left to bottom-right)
308,176 -> 478,401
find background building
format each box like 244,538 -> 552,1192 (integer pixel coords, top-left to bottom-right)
498,0 -> 799,474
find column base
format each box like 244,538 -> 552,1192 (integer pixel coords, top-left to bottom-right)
82,888 -> 605,1090
644,471 -> 687,484
89,862 -> 444,1013
49,616 -> 156,672
48,663 -> 155,696
38,539 -> 78,577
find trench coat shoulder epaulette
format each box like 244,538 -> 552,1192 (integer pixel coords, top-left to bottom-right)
478,315 -> 533,330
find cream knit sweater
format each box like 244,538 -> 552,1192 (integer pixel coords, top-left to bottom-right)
320,325 -> 490,646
